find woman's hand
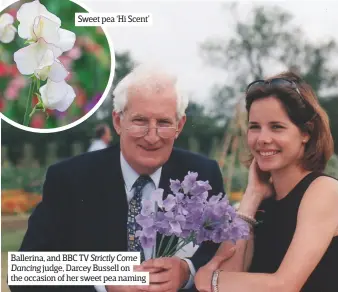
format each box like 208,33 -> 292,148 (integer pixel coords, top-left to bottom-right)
246,158 -> 274,200
237,159 -> 274,217
195,258 -> 221,292
195,247 -> 236,292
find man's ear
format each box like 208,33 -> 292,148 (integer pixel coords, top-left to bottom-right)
112,111 -> 122,136
176,115 -> 187,138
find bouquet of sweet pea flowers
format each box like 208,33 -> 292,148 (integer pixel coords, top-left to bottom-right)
135,171 -> 250,258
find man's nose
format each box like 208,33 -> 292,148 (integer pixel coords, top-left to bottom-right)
144,127 -> 160,144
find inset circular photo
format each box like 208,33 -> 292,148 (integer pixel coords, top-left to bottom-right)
0,0 -> 114,132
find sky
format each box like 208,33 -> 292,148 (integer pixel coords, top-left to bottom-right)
2,0 -> 338,104
82,0 -> 338,103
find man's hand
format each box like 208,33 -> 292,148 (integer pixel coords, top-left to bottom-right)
138,256 -> 190,292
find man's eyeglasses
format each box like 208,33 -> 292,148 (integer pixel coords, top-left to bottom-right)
246,78 -> 302,98
125,125 -> 178,139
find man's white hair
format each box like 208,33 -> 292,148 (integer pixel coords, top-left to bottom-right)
112,63 -> 189,119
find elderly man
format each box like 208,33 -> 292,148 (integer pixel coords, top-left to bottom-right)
9,64 -> 226,292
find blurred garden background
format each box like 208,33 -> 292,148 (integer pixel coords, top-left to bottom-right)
0,0 -> 112,128
2,2 -> 338,291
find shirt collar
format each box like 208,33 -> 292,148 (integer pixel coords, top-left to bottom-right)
120,152 -> 162,191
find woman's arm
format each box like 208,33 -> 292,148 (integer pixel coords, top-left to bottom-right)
195,159 -> 273,292
218,190 -> 262,272
194,190 -> 263,292
212,157 -> 274,272
215,176 -> 338,292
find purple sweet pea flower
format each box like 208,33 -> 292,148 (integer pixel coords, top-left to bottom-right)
169,221 -> 182,235
211,225 -> 231,243
176,192 -> 185,202
187,191 -> 208,204
185,198 -> 205,218
135,229 -> 156,248
177,203 -> 189,216
141,200 -> 154,216
139,235 -> 156,248
228,217 -> 251,242
195,227 -> 214,245
181,171 -> 198,194
151,189 -> 164,209
181,214 -> 201,237
163,194 -> 176,211
135,214 -> 155,228
154,212 -> 171,234
164,212 -> 186,236
208,193 -> 223,205
142,226 -> 157,238
173,192 -> 188,215
190,180 -> 212,196
207,200 -> 229,219
180,229 -> 192,239
170,179 -> 182,194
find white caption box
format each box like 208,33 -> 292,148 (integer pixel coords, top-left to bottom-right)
8,252 -> 149,286
75,13 -> 153,26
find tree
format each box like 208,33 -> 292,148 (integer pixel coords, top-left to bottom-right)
176,101 -> 224,156
201,4 -> 338,122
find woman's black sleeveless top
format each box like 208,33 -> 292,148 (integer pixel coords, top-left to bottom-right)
249,172 -> 338,292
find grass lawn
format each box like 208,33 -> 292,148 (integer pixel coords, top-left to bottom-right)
2,229 -> 26,292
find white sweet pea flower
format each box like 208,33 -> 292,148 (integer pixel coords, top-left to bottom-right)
17,0 -> 61,42
32,15 -> 61,44
39,79 -> 75,112
35,58 -> 68,82
0,13 -> 17,43
16,0 -> 76,52
14,38 -> 68,81
55,28 -> 76,53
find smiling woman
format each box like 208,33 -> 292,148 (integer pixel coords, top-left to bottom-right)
247,97 -> 311,173
0,0 -> 113,131
245,73 -> 332,173
195,71 -> 338,292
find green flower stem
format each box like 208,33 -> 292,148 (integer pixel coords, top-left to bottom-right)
29,107 -> 37,119
37,78 -> 41,92
156,235 -> 166,258
165,232 -> 196,257
36,94 -> 43,105
23,78 -> 36,126
161,235 -> 175,258
164,238 -> 187,257
165,235 -> 195,257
